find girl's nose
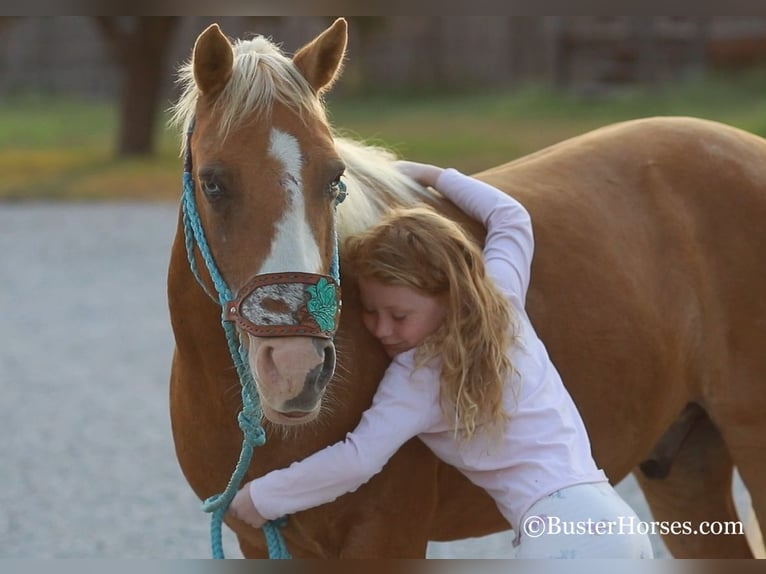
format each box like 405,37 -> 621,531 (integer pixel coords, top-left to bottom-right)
374,316 -> 392,339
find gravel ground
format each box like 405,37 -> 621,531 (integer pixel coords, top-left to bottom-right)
0,202 -> 755,559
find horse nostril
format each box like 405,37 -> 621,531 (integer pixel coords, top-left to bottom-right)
321,342 -> 336,382
281,340 -> 337,412
307,340 -> 336,392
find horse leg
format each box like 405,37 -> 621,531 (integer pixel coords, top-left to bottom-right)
715,412 -> 766,559
744,502 -> 766,558
635,409 -> 753,558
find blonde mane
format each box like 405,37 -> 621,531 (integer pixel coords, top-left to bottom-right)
332,137 -> 438,238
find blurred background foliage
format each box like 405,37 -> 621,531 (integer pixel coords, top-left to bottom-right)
3,16 -> 766,201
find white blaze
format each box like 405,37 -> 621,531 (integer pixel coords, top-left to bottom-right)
259,128 -> 322,275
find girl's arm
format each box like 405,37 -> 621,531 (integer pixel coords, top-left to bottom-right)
397,161 -> 534,300
233,353 -> 436,523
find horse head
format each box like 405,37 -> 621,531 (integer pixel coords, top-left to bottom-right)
172,19 -> 349,426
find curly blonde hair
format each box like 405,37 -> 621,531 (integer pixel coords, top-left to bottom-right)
343,205 -> 517,441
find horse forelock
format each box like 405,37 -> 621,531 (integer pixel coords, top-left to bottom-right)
333,137 -> 437,238
170,34 -> 327,153
169,31 -> 435,245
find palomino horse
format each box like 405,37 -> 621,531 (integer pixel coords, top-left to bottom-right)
168,19 -> 765,558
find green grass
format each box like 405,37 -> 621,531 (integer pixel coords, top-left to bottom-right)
0,95 -> 179,201
5,68 -> 766,201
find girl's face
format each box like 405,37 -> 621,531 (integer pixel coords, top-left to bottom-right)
358,277 -> 447,358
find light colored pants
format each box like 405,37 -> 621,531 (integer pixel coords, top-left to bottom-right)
514,482 -> 654,559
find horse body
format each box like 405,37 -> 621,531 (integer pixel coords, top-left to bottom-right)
483,116 -> 762,463
168,20 -> 765,558
478,117 -> 766,557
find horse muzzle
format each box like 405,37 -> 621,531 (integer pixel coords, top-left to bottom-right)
246,334 -> 336,425
226,272 -> 341,425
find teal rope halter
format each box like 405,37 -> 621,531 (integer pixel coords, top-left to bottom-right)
180,118 -> 346,559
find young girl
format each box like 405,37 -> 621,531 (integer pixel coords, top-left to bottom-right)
228,161 -> 653,559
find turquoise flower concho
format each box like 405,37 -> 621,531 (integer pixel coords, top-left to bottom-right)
224,272 -> 341,339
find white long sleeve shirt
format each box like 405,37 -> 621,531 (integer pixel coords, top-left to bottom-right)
249,168 -> 607,530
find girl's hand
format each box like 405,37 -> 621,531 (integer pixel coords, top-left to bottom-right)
394,160 -> 444,188
227,483 -> 267,528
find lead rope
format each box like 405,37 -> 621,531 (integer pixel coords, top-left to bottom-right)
180,118 -> 345,559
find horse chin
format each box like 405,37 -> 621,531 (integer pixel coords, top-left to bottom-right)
261,401 -> 320,426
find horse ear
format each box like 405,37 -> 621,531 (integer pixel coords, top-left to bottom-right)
193,23 -> 234,98
293,18 -> 347,94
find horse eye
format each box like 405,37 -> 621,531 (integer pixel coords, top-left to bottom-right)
328,173 -> 347,203
200,178 -> 224,199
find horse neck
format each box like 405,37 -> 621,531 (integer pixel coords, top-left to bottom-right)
167,210 -> 227,373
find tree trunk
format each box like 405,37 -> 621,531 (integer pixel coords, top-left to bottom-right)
94,17 -> 180,157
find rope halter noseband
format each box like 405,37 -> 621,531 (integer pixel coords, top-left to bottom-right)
180,117 -> 346,559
